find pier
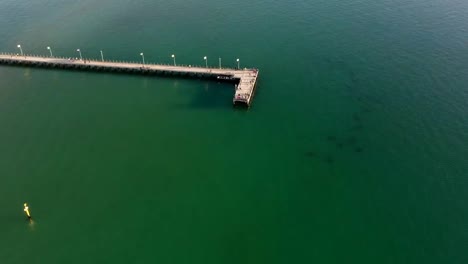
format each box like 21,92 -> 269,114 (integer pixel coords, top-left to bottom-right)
0,53 -> 259,107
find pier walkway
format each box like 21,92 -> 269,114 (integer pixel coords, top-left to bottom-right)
0,53 -> 259,106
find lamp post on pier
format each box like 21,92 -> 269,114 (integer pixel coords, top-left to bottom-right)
100,50 -> 104,62
17,45 -> 23,56
76,49 -> 82,60
236,58 -> 240,69
47,46 -> 53,57
140,52 -> 145,65
203,56 -> 207,68
219,57 -> 221,69
171,54 -> 176,66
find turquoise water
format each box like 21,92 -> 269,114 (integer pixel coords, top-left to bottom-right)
1,0 -> 467,263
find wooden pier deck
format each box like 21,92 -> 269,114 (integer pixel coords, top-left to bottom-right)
0,53 -> 259,107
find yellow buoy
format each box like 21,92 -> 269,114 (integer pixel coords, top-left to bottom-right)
23,203 -> 31,219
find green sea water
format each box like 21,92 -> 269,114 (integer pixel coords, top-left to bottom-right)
1,0 -> 467,263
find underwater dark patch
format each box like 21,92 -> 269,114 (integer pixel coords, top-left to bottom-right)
346,136 -> 357,144
324,156 -> 335,164
350,124 -> 363,131
352,113 -> 361,122
361,107 -> 371,113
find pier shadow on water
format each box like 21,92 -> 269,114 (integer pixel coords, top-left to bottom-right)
2,63 -> 239,110
175,81 -> 237,110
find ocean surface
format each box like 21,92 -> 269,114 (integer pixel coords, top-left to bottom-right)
0,0 -> 467,263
